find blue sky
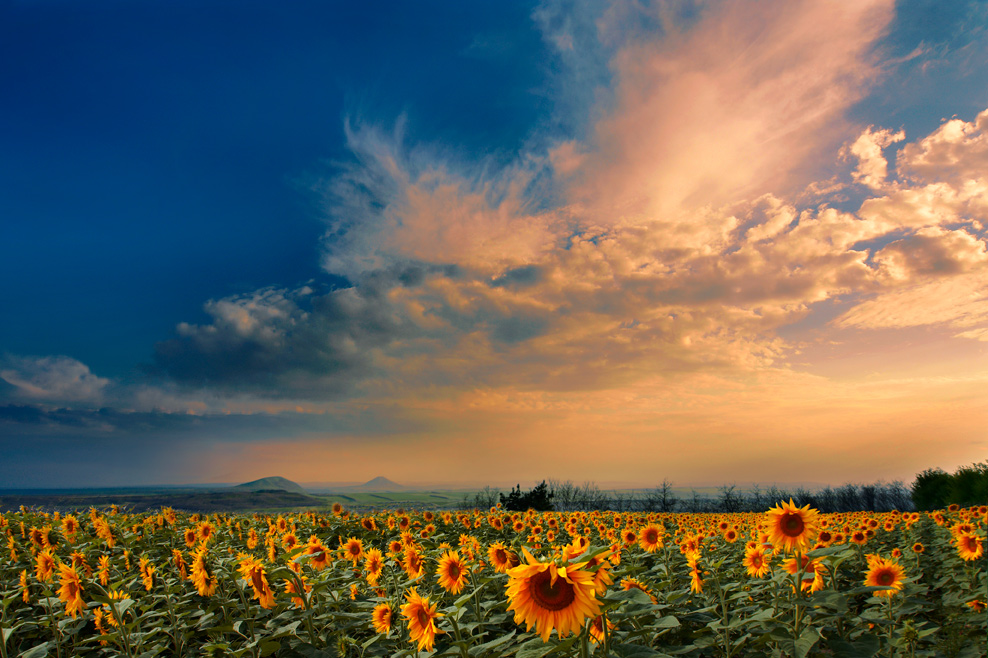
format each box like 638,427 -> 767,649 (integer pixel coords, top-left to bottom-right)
2,0 -> 987,488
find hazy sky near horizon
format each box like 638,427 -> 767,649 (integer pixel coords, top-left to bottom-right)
2,0 -> 987,489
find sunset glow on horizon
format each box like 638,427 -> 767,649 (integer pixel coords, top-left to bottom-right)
1,0 -> 986,489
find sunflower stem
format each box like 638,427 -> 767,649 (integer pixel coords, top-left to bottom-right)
447,611 -> 469,658
42,587 -> 63,658
792,549 -> 805,654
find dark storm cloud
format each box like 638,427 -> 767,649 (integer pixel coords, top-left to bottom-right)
150,283 -> 410,395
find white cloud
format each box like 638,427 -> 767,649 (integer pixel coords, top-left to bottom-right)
0,355 -> 109,403
845,126 -> 905,189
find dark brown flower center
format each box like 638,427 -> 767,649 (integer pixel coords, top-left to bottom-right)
782,513 -> 805,537
644,529 -> 658,543
877,570 -> 894,586
447,562 -> 461,579
530,569 -> 577,612
416,608 -> 432,629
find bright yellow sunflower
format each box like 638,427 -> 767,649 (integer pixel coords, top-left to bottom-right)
35,548 -> 56,583
401,588 -> 443,652
956,533 -> 984,561
239,556 -> 276,609
403,545 -> 425,579
743,546 -> 772,578
305,535 -> 332,571
619,576 -> 657,603
364,548 -> 384,585
638,524 -> 664,553
505,548 -> 601,642
864,556 -> 906,597
487,541 -> 515,573
57,562 -> 85,618
372,601 -> 393,634
191,547 -> 217,597
342,537 -> 364,563
765,499 -> 820,554
436,550 -> 469,594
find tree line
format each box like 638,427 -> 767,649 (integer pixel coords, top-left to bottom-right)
468,462 -> 987,513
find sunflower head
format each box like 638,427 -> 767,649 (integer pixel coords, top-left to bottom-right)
505,548 -> 602,642
764,499 -> 820,554
864,556 -> 906,597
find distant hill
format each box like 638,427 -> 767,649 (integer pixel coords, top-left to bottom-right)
233,476 -> 308,495
346,476 -> 409,492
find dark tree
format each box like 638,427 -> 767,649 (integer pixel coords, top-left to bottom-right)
499,481 -> 555,511
911,468 -> 952,511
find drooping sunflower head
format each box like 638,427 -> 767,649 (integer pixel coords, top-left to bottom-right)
764,499 -> 820,554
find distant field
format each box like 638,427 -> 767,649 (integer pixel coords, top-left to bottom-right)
0,488 -> 483,514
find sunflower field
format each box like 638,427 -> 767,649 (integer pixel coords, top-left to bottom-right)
0,501 -> 984,658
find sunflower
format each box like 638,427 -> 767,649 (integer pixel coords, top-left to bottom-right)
239,556 -> 276,609
138,558 -> 155,591
19,569 -> 29,603
765,500 -> 820,554
956,533 -> 984,561
589,614 -> 615,644
62,515 -> 79,537
372,601 -> 393,634
284,573 -> 311,608
911,542 -> 924,554
403,545 -> 425,579
638,524 -> 664,553
436,550 -> 469,594
505,548 -> 601,642
305,536 -> 332,571
191,547 -> 218,597
197,521 -> 215,543
620,576 -> 657,603
342,537 -> 364,563
35,548 -> 56,583
966,599 -> 986,612
401,588 -> 443,652
364,548 -> 384,585
784,555 -> 826,593
743,546 -> 772,578
184,528 -> 198,548
864,557 -> 905,597
689,565 -> 703,594
58,562 -> 85,618
282,532 -> 299,550
487,542 -> 515,573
